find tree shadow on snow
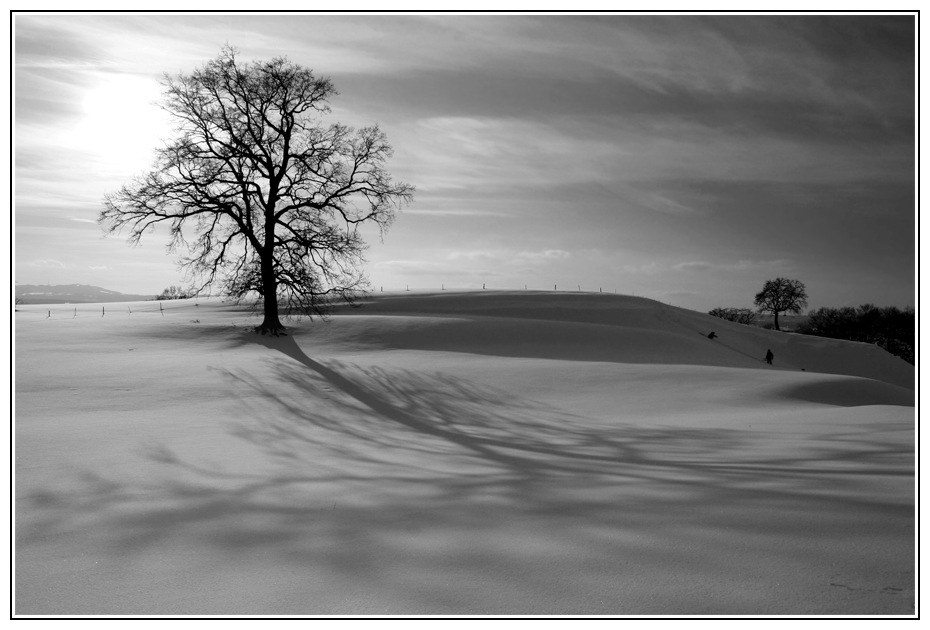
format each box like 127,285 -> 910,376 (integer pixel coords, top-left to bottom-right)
16,333 -> 915,615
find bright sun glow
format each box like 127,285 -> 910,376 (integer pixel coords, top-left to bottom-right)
82,83 -> 138,119
72,75 -> 169,172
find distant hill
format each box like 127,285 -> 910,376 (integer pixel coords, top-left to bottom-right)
14,284 -> 156,304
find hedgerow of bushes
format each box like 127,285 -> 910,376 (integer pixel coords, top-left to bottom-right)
797,304 -> 914,365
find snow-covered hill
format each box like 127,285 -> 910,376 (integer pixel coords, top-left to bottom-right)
332,291 -> 914,390
14,291 -> 915,615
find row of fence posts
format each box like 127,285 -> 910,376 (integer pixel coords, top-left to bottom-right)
44,302 -> 176,318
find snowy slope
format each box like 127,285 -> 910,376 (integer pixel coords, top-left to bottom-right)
330,291 -> 914,390
14,292 -> 915,616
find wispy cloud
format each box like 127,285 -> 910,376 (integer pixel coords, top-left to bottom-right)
24,258 -> 70,269
515,249 -> 572,262
446,250 -> 498,262
674,261 -> 714,272
403,208 -> 516,218
673,259 -> 795,273
445,248 -> 572,265
621,262 -> 661,275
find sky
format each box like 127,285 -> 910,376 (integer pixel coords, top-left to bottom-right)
13,12 -> 917,312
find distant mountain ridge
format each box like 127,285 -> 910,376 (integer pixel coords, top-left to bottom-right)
14,284 -> 156,304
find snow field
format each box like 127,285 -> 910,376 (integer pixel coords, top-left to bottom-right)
14,293 -> 915,615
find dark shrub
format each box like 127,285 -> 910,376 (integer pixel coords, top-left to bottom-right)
709,307 -> 757,325
799,305 -> 914,365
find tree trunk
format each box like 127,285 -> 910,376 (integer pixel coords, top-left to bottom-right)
256,255 -> 286,336
773,310 -> 780,331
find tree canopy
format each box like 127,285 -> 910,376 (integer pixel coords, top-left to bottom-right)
100,46 -> 414,335
754,277 -> 808,331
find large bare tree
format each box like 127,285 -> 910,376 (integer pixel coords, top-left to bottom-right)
100,46 -> 414,335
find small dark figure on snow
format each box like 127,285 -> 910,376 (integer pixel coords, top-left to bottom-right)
707,331 -> 717,339
765,349 -> 774,365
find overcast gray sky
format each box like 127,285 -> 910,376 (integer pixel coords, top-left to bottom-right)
14,13 -> 916,311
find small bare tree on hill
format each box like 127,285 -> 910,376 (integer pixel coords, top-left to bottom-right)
99,46 -> 414,335
754,277 -> 808,331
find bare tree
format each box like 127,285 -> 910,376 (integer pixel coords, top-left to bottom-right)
754,278 -> 808,331
100,46 -> 414,335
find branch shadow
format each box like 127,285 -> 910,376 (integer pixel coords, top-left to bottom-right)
17,333 -> 915,614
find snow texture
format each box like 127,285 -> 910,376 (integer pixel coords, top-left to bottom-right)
14,292 -> 915,616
